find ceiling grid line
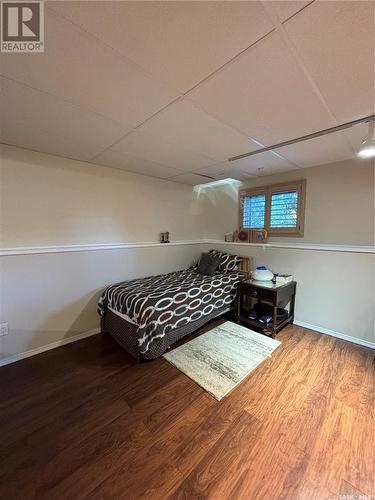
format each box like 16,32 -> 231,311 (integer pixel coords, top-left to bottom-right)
280,0 -> 316,25
181,96 -> 301,171
1,1 -> 373,184
260,0 -> 356,156
1,1 -> 316,178
45,4 -> 183,97
89,95 -> 184,162
90,32 -> 280,164
46,3 -> 278,168
0,74 -> 131,131
183,28 -> 276,97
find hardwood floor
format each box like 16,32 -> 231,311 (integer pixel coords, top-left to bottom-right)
0,319 -> 374,500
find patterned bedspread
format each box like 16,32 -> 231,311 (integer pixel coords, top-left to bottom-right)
98,269 -> 243,355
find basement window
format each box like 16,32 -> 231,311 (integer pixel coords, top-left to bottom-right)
239,180 -> 306,236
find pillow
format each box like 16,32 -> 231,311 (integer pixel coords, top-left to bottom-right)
208,249 -> 242,272
196,252 -> 221,275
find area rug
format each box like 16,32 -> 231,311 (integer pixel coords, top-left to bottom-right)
163,321 -> 281,400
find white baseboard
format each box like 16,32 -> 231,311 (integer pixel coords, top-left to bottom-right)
0,328 -> 101,367
294,320 -> 375,350
1,320 -> 373,368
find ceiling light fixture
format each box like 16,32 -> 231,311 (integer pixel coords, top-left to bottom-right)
357,119 -> 375,158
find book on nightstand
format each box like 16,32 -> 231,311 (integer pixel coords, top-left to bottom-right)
276,274 -> 293,285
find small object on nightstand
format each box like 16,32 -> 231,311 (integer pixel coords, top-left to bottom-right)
252,266 -> 274,282
276,274 -> 293,284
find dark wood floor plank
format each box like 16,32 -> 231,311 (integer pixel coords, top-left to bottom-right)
2,408 -> 141,500
170,411 -> 261,499
0,389 -> 131,489
0,320 -> 373,500
0,334 -> 132,405
170,391 -> 254,478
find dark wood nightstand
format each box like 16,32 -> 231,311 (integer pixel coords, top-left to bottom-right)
236,279 -> 297,338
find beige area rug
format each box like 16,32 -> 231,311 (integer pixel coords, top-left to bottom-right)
163,321 -> 281,400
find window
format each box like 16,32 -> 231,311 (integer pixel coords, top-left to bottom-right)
239,180 -> 306,236
242,194 -> 266,228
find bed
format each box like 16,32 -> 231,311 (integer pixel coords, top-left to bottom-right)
98,251 -> 251,360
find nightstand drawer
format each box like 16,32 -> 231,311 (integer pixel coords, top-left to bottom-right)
239,284 -> 275,302
253,288 -> 274,302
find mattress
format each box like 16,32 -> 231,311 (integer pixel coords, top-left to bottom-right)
98,268 -> 243,359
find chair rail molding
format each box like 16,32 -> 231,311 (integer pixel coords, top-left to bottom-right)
0,239 -> 374,256
204,240 -> 375,254
0,240 -> 203,256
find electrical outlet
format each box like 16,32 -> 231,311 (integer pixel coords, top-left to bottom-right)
0,323 -> 9,337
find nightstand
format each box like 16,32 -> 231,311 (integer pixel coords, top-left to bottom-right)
236,279 -> 297,338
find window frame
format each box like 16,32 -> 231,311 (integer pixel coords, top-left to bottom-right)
239,180 -> 306,237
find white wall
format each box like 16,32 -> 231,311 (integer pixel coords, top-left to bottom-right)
0,146 -> 374,363
201,158 -> 374,346
202,158 -> 374,245
0,245 -> 200,362
202,242 -> 374,345
0,144 -> 205,247
0,145 -> 204,361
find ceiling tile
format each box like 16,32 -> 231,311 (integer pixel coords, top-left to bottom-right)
231,151 -> 298,176
284,1 -> 375,122
48,1 -> 274,93
112,128 -> 217,172
0,77 -> 128,159
168,173 -> 213,186
0,119 -> 93,161
274,131 -> 355,168
1,7 -> 178,127
93,149 -> 182,179
115,99 -> 257,163
341,122 -> 371,154
263,1 -> 311,23
190,30 -> 334,146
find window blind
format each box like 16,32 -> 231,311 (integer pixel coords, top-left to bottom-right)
242,194 -> 266,228
270,190 -> 298,228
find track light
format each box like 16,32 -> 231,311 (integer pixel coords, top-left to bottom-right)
228,114 -> 375,163
357,119 -> 375,159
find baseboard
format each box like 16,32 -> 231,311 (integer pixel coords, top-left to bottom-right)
0,328 -> 101,367
294,320 -> 375,350
1,320 -> 373,367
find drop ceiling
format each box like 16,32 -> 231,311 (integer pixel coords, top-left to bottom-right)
0,0 -> 374,185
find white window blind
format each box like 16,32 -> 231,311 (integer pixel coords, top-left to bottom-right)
270,190 -> 299,228
242,194 -> 266,228
239,180 -> 305,236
